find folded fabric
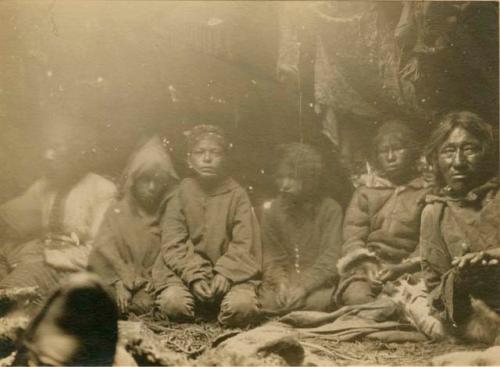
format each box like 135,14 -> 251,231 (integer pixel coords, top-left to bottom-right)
280,297 -> 425,342
281,298 -> 399,327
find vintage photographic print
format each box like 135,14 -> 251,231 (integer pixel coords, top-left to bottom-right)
0,1 -> 498,366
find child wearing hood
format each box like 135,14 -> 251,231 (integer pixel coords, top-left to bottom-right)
88,136 -> 178,315
154,125 -> 261,327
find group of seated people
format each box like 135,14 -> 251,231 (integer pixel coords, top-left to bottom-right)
0,111 -> 498,347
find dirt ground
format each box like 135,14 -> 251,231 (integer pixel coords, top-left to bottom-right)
138,319 -> 487,366
309,338 -> 485,366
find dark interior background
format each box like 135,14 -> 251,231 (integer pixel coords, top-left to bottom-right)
0,1 -> 497,209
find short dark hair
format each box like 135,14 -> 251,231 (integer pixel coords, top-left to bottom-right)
275,143 -> 325,197
373,120 -> 417,149
185,124 -> 228,152
425,111 -> 498,187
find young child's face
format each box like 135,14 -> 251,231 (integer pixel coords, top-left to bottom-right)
276,174 -> 304,200
132,169 -> 170,210
188,138 -> 225,180
376,133 -> 413,181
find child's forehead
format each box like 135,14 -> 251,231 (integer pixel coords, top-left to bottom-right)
191,136 -> 225,150
275,162 -> 301,178
377,132 -> 406,146
137,165 -> 169,179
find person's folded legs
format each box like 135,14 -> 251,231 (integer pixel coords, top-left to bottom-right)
218,283 -> 260,327
156,284 -> 195,321
128,288 -> 154,315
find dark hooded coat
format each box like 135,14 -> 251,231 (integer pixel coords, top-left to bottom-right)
88,137 -> 178,293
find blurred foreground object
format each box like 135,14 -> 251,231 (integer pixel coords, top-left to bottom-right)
12,273 -> 127,366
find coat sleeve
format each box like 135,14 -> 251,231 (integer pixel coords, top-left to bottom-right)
301,200 -> 343,293
404,195 -> 431,265
88,180 -> 118,241
420,203 -> 451,305
342,188 -> 371,255
0,179 -> 45,239
214,189 -> 262,284
87,206 -> 128,288
260,202 -> 288,287
160,191 -> 213,286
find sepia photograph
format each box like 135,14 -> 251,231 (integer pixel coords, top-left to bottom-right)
0,1 -> 498,365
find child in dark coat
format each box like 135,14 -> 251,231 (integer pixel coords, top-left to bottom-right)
88,136 -> 178,315
154,125 -> 261,327
259,143 -> 343,314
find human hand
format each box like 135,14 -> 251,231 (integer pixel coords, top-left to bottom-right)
191,279 -> 213,302
358,260 -> 383,289
115,281 -> 132,314
131,289 -> 154,314
211,273 -> 231,298
377,266 -> 399,283
355,254 -> 381,278
276,281 -> 290,308
285,286 -> 308,311
377,263 -> 408,283
452,251 -> 499,269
